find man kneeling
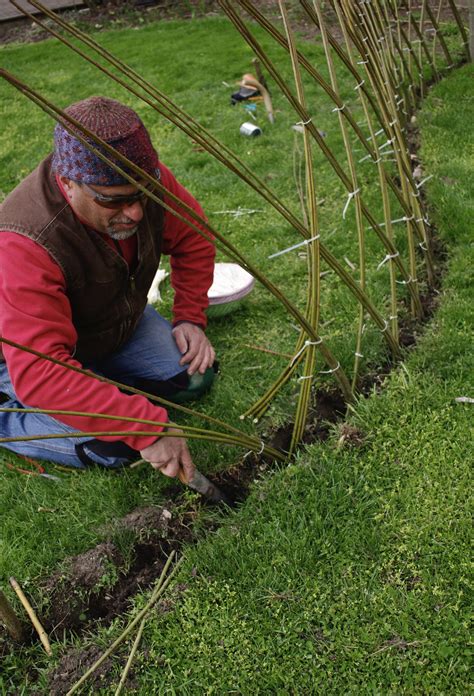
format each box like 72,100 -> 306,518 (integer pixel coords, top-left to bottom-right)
0,96 -> 216,479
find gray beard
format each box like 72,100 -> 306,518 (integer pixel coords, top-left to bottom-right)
106,226 -> 138,241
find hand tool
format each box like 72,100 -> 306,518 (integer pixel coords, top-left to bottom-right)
177,467 -> 230,505
130,459 -> 230,505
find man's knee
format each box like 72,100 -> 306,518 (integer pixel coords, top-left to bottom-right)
132,363 -> 218,404
75,440 -> 138,469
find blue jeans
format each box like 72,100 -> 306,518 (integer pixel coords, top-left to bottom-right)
0,306 -> 186,469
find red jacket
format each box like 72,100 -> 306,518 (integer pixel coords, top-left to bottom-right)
0,162 -> 215,450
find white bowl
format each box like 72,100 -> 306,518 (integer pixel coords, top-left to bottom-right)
207,263 -> 255,318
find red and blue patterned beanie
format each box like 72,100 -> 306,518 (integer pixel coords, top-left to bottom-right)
52,96 -> 159,185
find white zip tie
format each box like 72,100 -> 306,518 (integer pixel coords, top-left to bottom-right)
359,154 -> 372,163
320,362 -> 340,374
366,127 -> 385,141
268,234 -> 320,260
411,189 -> 421,198
377,251 -> 399,270
379,139 -> 394,150
355,352 -> 364,358
357,59 -> 369,64
257,441 -> 265,454
290,338 -> 323,366
380,319 -> 389,332
332,104 -> 346,112
344,256 -> 356,271
213,207 -> 263,218
354,80 -> 365,90
419,242 -> 428,251
403,215 -> 415,222
396,276 -> 418,285
416,174 -> 434,189
455,396 -> 474,404
296,118 -> 312,127
297,375 -> 313,382
389,119 -> 397,126
342,188 -> 360,219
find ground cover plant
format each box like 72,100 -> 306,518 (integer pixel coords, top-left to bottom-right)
0,1 -> 471,692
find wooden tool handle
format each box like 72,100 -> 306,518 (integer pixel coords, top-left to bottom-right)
178,467 -> 189,485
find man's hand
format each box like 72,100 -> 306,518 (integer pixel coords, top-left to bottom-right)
140,426 -> 195,480
172,322 -> 215,376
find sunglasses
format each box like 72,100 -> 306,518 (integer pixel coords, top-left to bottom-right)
81,171 -> 160,209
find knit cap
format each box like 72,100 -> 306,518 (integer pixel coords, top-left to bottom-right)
52,96 -> 159,185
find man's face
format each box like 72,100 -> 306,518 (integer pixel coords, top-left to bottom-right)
60,176 -> 147,240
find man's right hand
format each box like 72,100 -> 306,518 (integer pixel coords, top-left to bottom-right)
139,426 -> 195,481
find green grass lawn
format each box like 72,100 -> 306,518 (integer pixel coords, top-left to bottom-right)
0,13 -> 471,694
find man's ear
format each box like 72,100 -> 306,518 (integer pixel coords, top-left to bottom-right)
59,176 -> 74,195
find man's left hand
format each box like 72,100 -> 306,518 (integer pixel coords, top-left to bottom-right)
172,322 -> 215,376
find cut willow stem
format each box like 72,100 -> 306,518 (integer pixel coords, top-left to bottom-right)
0,69 -> 352,402
0,427 -> 284,461
0,337 -> 282,459
220,0 -> 419,334
279,0 -> 321,454
243,344 -> 293,359
114,616 -> 145,696
338,0 -> 432,299
242,0 -> 427,237
11,1 -> 406,374
0,406 -> 282,460
243,334 -> 306,420
424,1 -> 455,67
313,1 -> 366,390
332,0 -> 398,342
446,0 -> 471,62
0,590 -> 26,643
9,578 -> 51,656
348,2 -> 428,309
66,551 -> 182,696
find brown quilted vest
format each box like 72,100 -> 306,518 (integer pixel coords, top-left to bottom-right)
0,155 -> 163,363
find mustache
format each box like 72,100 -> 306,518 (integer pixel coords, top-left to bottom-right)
109,214 -> 135,225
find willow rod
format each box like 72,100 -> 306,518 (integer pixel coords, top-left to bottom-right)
9,578 -> 51,656
220,0 -> 421,328
314,0 -> 366,388
0,407 -> 283,460
19,0 -> 309,239
278,0 -> 321,452
0,70 -> 352,400
0,337 -> 280,453
446,0 -> 470,62
332,0 -> 399,340
66,552 -> 182,696
18,0 -> 407,365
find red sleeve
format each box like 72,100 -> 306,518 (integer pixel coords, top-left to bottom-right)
0,233 -> 167,450
159,163 -> 215,329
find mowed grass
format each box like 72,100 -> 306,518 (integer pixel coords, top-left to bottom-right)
0,14 -> 471,694
122,63 -> 471,694
58,62 -> 472,695
0,15 -> 443,583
